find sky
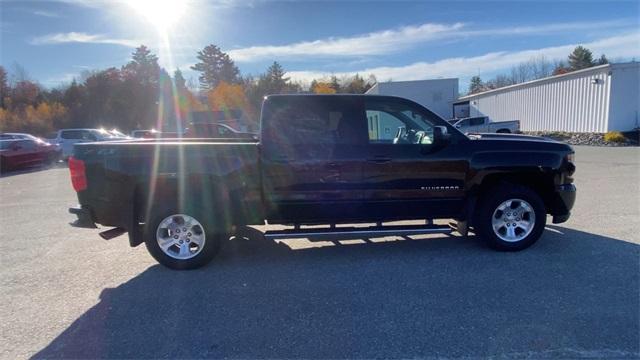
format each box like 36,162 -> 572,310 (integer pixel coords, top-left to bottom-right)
1,0 -> 639,91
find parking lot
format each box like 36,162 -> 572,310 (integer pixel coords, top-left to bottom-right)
1,145 -> 638,359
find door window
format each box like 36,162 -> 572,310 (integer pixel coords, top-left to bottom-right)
217,126 -> 230,136
82,131 -> 98,141
61,130 -> 82,139
469,117 -> 485,126
263,97 -> 364,147
15,140 -> 37,150
365,98 -> 435,145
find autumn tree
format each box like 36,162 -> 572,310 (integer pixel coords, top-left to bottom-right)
568,46 -> 594,71
191,45 -> 240,90
312,82 -> 336,94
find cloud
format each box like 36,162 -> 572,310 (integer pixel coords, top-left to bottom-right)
229,22 -> 464,62
33,10 -> 60,18
228,19 -> 636,62
30,32 -> 139,47
286,32 -> 640,83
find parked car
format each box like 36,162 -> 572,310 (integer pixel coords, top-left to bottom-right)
46,129 -> 112,159
184,122 -> 257,139
68,95 -> 576,270
131,130 -> 182,139
448,116 -> 520,134
0,138 -> 61,171
1,132 -> 42,141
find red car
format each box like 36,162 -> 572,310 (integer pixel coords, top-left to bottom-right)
0,138 -> 61,172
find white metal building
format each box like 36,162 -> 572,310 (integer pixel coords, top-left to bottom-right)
366,78 -> 459,119
457,62 -> 640,132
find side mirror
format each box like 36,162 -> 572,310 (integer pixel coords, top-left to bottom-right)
433,126 -> 451,145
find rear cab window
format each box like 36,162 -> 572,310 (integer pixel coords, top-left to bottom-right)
262,96 -> 367,151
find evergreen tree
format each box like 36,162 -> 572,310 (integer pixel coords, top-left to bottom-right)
191,44 -> 240,90
173,69 -> 187,91
596,54 -> 609,65
0,66 -> 8,108
468,76 -> 484,94
123,45 -> 160,86
568,46 -> 594,71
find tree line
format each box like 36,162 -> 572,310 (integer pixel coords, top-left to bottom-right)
468,46 -> 609,95
0,44 -> 376,135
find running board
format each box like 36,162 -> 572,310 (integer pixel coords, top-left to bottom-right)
264,224 -> 451,240
99,227 -> 126,240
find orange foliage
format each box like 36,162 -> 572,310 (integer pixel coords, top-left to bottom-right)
0,102 -> 68,135
312,82 -> 336,94
207,81 -> 256,120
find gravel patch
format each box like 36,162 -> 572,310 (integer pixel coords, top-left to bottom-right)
524,131 -> 639,146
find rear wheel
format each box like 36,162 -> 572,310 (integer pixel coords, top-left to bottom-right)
475,184 -> 546,251
145,210 -> 224,269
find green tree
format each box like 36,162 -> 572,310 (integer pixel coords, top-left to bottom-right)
173,69 -> 187,91
330,75 -> 341,93
123,45 -> 160,86
343,74 -> 375,94
0,66 -> 8,108
191,44 -> 240,90
568,46 -> 594,71
468,75 -> 484,94
596,54 -> 609,65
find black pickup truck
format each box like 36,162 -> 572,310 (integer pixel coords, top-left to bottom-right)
69,95 -> 576,269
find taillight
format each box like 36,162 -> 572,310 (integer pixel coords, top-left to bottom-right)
68,157 -> 87,192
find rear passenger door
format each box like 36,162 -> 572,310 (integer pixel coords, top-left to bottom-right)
261,96 -> 368,223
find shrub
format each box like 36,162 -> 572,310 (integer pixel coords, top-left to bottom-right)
604,131 -> 626,143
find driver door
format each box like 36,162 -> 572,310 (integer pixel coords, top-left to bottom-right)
362,97 -> 467,220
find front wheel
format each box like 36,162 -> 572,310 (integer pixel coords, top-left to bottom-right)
144,211 -> 224,269
475,184 -> 546,251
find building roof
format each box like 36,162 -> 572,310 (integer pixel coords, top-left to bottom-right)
366,78 -> 458,94
459,62 -> 639,100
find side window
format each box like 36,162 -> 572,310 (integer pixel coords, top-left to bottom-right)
365,98 -> 435,145
16,140 -> 36,150
217,126 -> 229,136
470,117 -> 485,126
264,97 -> 363,147
61,130 -> 77,139
82,131 -> 98,141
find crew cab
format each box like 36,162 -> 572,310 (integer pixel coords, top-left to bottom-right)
68,95 -> 576,269
448,116 -> 520,134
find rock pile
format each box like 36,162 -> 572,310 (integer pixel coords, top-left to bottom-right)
523,132 -> 638,147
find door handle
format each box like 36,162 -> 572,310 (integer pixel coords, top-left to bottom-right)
367,156 -> 392,163
272,156 -> 290,164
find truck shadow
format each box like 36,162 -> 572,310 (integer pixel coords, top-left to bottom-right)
33,226 -> 639,359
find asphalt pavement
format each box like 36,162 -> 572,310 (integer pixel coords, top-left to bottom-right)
0,146 -> 638,359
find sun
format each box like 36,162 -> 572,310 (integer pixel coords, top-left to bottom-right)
128,0 -> 187,31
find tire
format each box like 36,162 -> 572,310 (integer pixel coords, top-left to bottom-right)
475,183 -> 546,251
144,208 -> 224,270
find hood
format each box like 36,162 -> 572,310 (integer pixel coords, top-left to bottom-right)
467,132 -> 563,143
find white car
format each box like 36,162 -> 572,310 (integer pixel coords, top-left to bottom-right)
46,129 -> 112,159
